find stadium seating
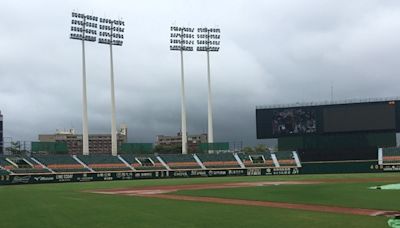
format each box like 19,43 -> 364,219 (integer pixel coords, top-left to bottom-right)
0,151 -> 302,175
382,147 -> 400,164
196,153 -> 240,169
274,151 -> 297,166
0,156 -> 50,174
0,169 -> 9,175
120,155 -> 167,170
159,154 -> 201,169
0,157 -> 12,174
33,155 -> 89,173
237,153 -> 275,168
76,155 -> 131,171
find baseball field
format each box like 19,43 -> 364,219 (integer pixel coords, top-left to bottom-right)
1,173 -> 399,228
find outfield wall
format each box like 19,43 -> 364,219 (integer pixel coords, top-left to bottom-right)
0,161 -> 399,185
301,160 -> 380,174
0,168 -> 299,185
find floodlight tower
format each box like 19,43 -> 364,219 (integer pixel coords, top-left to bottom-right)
70,12 -> 98,155
98,17 -> 125,156
197,27 -> 221,145
170,26 -> 195,154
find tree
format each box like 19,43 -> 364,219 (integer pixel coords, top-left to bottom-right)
5,141 -> 29,155
242,146 -> 254,153
153,144 -> 181,154
254,144 -> 269,153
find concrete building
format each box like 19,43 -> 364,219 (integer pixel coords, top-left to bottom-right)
38,125 -> 128,155
156,132 -> 207,152
0,111 -> 3,154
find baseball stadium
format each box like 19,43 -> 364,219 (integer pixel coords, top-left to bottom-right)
2,2 -> 400,228
1,98 -> 400,228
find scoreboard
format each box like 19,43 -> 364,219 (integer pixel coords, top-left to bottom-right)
256,100 -> 399,139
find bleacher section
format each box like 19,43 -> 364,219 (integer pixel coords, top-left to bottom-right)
274,151 -> 297,166
159,154 -> 201,170
121,155 -> 167,170
0,151 -> 303,176
382,147 -> 400,164
0,169 -> 9,175
197,153 -> 240,169
237,153 -> 275,168
76,155 -> 131,172
0,156 -> 50,174
33,155 -> 89,173
0,157 -> 12,174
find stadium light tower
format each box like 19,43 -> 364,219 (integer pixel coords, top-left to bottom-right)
98,17 -> 125,156
170,26 -> 195,154
197,27 -> 221,145
70,12 -> 98,155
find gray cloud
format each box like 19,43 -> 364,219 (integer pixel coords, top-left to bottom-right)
1,0 -> 400,147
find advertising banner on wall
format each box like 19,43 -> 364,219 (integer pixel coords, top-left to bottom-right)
0,167 -> 301,185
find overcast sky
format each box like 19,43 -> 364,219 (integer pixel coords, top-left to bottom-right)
1,0 -> 400,147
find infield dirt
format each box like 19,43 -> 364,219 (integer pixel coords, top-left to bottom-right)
89,179 -> 400,217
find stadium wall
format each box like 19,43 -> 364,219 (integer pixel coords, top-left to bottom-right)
278,131 -> 396,162
1,161 -> 399,185
278,132 -> 396,151
0,168 -> 298,185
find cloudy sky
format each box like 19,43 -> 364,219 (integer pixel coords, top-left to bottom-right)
1,0 -> 400,147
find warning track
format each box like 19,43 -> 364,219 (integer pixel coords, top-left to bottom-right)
89,180 -> 400,217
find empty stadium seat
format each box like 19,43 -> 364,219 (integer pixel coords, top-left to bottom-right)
196,153 -> 240,169
274,151 -> 297,166
121,155 -> 167,170
159,154 -> 201,169
0,169 -> 9,175
0,156 -> 50,174
382,147 -> 400,164
76,155 -> 131,172
237,153 -> 275,168
33,155 -> 89,173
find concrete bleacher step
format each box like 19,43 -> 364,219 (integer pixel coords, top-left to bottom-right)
117,155 -> 135,171
271,153 -> 280,167
378,148 -> 383,165
0,165 -> 12,175
30,157 -> 55,174
233,153 -> 245,168
156,156 -> 171,170
5,158 -> 18,168
292,151 -> 302,168
72,155 -> 94,172
22,158 -> 35,168
193,154 -> 206,169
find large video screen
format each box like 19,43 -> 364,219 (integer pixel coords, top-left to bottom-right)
323,103 -> 396,133
256,101 -> 399,139
272,108 -> 316,135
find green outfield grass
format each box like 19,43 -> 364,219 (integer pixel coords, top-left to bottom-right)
175,179 -> 400,211
0,173 -> 398,228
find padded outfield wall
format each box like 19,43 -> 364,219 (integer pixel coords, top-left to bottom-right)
256,98 -> 400,161
1,162 -> 399,185
279,132 -> 396,161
